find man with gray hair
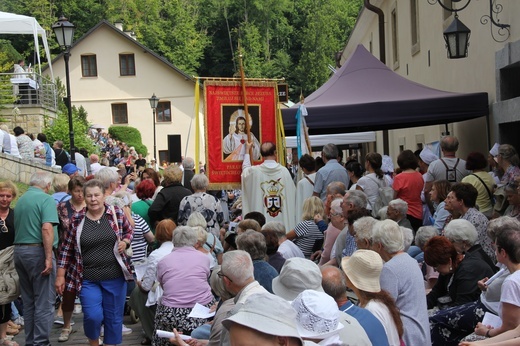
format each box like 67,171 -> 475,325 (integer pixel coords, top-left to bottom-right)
14,171 -> 59,346
371,219 -> 431,346
262,221 -> 304,259
219,250 -> 269,345
181,157 -> 195,192
313,143 -> 350,201
424,135 -> 470,197
386,199 -> 413,230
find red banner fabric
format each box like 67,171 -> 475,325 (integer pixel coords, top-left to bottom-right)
204,81 -> 278,189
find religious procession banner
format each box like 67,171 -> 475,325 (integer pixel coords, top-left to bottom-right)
204,80 -> 279,190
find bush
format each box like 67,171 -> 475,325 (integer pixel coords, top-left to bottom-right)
109,126 -> 148,155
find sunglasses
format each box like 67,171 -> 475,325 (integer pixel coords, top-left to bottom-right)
0,219 -> 8,233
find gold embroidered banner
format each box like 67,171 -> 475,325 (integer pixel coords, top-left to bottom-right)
204,81 -> 279,189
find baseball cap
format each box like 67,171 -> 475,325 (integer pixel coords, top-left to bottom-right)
62,163 -> 79,175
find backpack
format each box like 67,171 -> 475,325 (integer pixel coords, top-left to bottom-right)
0,246 -> 20,305
367,175 -> 394,217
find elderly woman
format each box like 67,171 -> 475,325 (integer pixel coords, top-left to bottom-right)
351,216 -> 378,250
445,219 -> 497,272
52,174 -> 71,204
56,179 -> 133,346
429,217 -> 519,346
131,179 -> 156,231
236,230 -> 278,293
462,152 -> 496,218
445,183 -> 494,261
177,174 -> 224,237
371,219 -> 431,346
0,181 -> 19,346
429,180 -> 451,231
424,236 -> 495,310
95,167 -> 134,227
153,226 -> 214,346
13,126 -> 33,160
412,226 -> 440,288
342,250 -> 403,346
393,150 -> 424,231
286,196 -> 325,259
188,212 -> 224,266
503,183 -> 520,221
148,165 -> 191,226
129,219 -> 175,345
496,144 -> 520,186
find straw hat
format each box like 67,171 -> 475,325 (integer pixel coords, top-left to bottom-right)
341,249 -> 383,293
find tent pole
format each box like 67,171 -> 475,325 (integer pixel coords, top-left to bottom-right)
365,0 -> 389,155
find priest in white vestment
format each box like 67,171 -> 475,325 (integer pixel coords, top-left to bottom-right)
241,141 -> 296,232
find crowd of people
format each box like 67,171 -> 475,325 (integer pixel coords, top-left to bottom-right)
0,134 -> 519,346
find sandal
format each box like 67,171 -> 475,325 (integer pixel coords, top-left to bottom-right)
0,338 -> 19,346
58,327 -> 74,342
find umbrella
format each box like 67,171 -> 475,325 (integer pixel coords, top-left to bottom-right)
90,124 -> 106,129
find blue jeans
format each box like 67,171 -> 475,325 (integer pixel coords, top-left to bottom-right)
80,277 -> 127,345
14,246 -> 56,346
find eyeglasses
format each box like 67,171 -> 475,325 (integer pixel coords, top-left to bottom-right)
0,219 -> 8,233
217,270 -> 233,282
330,213 -> 343,217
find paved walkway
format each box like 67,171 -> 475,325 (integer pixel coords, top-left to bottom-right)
11,313 -> 146,346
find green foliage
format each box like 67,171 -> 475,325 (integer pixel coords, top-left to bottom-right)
0,0 -> 364,102
43,78 -> 97,154
108,126 -> 148,156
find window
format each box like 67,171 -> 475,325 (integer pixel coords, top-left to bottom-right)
410,0 -> 420,55
119,54 -> 135,76
156,101 -> 171,122
81,55 -> 97,77
112,103 -> 128,124
391,8 -> 399,69
158,150 -> 169,166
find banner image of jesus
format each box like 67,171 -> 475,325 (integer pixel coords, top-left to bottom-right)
222,107 -> 261,161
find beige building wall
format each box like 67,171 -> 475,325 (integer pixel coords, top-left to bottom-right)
341,0 -> 520,161
47,23 -> 205,163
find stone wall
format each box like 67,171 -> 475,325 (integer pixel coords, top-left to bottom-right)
0,152 -> 61,184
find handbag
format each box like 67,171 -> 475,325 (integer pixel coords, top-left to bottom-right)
0,246 -> 20,305
145,281 -> 163,307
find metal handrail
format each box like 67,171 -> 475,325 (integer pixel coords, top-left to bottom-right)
0,72 -> 57,111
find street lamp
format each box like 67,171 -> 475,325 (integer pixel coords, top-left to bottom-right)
443,14 -> 471,59
52,15 -> 76,163
149,93 -> 159,163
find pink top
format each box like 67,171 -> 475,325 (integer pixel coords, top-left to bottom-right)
157,246 -> 213,308
393,171 -> 424,220
319,224 -> 342,265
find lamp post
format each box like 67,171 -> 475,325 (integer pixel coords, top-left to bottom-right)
149,93 -> 159,163
52,15 -> 76,163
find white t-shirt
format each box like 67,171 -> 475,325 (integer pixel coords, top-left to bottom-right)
498,269 -> 520,318
365,300 -> 400,346
278,239 -> 304,259
357,173 -> 384,210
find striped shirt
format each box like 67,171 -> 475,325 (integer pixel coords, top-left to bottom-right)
292,220 -> 324,259
131,213 -> 151,263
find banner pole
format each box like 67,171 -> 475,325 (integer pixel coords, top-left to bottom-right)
194,79 -> 201,174
238,52 -> 253,158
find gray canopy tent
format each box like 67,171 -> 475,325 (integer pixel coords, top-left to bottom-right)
282,45 -> 488,136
